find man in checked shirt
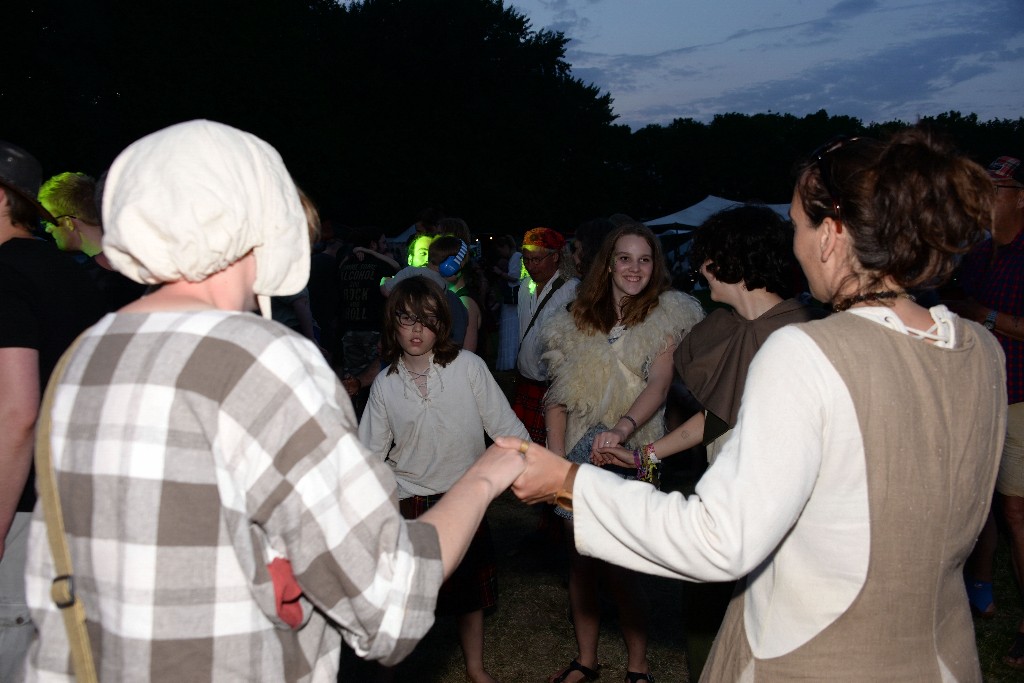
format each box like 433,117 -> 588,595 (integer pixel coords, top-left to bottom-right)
22,120 -> 527,682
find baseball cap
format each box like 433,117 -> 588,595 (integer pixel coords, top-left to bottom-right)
0,140 -> 57,222
986,156 -> 1024,186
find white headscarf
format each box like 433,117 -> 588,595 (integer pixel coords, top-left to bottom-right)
102,120 -> 309,318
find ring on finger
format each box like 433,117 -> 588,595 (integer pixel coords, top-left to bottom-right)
518,439 -> 530,455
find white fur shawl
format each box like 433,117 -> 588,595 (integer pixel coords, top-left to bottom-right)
541,290 -> 705,450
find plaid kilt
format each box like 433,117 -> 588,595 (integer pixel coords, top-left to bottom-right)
513,374 -> 548,444
399,494 -> 497,615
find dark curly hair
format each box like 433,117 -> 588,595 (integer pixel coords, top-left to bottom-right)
796,126 -> 992,296
381,277 -> 460,374
689,204 -> 795,296
573,217 -> 617,278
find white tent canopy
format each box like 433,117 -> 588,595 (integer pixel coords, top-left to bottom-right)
646,195 -> 790,230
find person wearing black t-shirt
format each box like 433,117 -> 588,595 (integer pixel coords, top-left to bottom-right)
336,226 -> 399,414
0,141 -> 104,681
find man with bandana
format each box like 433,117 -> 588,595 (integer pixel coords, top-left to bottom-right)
513,227 -> 578,445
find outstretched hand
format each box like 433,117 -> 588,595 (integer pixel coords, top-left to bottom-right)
496,436 -> 574,506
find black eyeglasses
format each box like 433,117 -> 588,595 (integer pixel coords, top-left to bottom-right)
522,251 -> 555,267
810,135 -> 869,222
396,312 -> 438,328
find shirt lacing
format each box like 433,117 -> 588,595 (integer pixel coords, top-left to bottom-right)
398,355 -> 445,400
848,304 -> 957,349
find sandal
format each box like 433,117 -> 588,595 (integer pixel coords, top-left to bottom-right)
965,578 -> 996,618
624,673 -> 654,683
550,659 -> 601,682
1005,632 -> 1024,670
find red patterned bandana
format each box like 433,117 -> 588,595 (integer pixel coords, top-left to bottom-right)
522,227 -> 566,251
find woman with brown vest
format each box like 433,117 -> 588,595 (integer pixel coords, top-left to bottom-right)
507,126 -> 1004,682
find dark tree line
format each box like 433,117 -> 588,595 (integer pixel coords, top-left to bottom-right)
627,110 -> 1024,221
4,0 -> 1021,234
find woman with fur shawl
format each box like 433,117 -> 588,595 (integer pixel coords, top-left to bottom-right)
540,222 -> 704,683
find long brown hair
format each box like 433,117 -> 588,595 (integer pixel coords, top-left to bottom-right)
381,277 -> 460,374
571,222 -> 670,334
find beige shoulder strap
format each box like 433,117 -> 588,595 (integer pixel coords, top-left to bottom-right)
34,335 -> 98,683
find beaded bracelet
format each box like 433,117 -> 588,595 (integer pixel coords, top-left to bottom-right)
632,442 -> 658,483
619,414 -> 639,432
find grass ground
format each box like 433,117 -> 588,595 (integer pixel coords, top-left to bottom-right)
342,488 -> 691,682
342,471 -> 1024,682
339,365 -> 1024,681
973,535 -> 1024,682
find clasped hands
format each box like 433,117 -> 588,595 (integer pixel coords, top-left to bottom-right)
480,435 -> 633,506
473,436 -> 570,505
588,425 -> 637,468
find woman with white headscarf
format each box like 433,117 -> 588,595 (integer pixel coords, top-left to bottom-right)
24,120 -> 525,682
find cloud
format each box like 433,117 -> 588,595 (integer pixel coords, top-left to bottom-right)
531,0 -> 590,36
656,29 -> 1018,124
516,0 -> 1023,126
575,0 -> 1021,125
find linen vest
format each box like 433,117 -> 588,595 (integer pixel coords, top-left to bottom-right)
701,312 -> 1006,682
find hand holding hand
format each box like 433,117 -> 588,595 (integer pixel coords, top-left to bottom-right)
592,445 -> 634,467
465,438 -> 528,500
499,436 -> 574,505
590,429 -> 624,459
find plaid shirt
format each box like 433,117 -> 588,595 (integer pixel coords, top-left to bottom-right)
25,311 -> 443,682
957,228 -> 1024,404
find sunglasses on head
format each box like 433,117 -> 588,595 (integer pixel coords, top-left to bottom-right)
810,135 -> 872,223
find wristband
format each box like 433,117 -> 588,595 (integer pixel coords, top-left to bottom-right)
983,309 -> 997,331
554,463 -> 580,511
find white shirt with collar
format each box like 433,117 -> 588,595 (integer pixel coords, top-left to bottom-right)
516,274 -> 578,380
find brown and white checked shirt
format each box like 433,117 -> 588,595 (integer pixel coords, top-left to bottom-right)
24,310 -> 443,682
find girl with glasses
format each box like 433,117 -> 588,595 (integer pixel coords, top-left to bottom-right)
359,276 -> 529,683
